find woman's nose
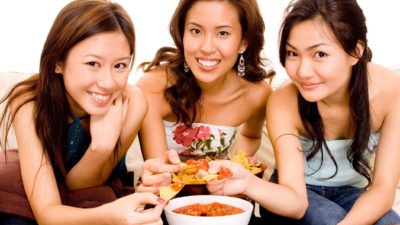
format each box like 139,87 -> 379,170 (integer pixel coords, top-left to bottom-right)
200,34 -> 216,54
96,68 -> 116,89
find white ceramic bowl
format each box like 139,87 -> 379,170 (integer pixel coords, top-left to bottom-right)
164,195 -> 254,225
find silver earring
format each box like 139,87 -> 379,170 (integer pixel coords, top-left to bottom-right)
237,53 -> 245,77
183,62 -> 189,73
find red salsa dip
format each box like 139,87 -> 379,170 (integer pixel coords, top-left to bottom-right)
173,202 -> 244,216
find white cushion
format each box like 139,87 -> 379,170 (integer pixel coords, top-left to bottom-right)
0,72 -> 33,150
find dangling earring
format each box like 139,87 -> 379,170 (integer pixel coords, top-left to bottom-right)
237,53 -> 245,77
183,62 -> 189,73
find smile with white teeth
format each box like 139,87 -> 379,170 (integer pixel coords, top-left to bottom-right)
198,59 -> 219,67
90,92 -> 111,102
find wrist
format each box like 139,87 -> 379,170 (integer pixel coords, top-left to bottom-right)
242,171 -> 256,196
89,143 -> 114,153
97,204 -> 115,225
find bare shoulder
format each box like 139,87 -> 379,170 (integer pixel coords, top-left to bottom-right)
369,62 -> 400,81
267,80 -> 301,121
8,87 -> 35,116
135,68 -> 173,117
369,63 -> 400,99
269,80 -> 298,108
135,68 -> 169,93
245,79 -> 273,106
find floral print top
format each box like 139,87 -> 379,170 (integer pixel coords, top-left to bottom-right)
163,120 -> 237,160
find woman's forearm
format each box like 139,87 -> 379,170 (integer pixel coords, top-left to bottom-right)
244,174 -> 308,219
36,204 -> 112,225
65,145 -> 116,190
339,186 -> 396,225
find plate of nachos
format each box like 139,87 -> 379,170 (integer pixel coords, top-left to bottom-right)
169,150 -> 266,196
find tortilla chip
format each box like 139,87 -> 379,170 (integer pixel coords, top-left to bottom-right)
160,183 -> 185,200
231,149 -> 265,175
201,173 -> 218,182
230,150 -> 249,168
171,154 -> 263,185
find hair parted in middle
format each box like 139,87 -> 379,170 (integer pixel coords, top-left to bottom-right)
141,0 -> 274,126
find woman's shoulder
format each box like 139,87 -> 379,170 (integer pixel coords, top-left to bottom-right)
8,77 -> 38,114
124,84 -> 148,114
369,63 -> 400,95
369,62 -> 400,77
125,84 -> 145,100
270,80 -> 298,102
136,67 -> 172,93
244,79 -> 273,103
267,80 -> 299,115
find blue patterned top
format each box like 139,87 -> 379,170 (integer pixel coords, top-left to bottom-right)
65,116 -> 126,174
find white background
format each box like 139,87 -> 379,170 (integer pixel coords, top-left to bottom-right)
1,0 -> 399,86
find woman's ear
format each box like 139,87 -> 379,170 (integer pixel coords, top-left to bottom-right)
239,40 -> 248,53
55,63 -> 63,74
350,41 -> 365,65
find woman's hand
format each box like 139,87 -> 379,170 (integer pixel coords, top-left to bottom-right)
90,95 -> 129,151
105,192 -> 166,225
200,160 -> 253,196
136,150 -> 181,194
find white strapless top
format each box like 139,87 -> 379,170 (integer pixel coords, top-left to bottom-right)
163,120 -> 237,159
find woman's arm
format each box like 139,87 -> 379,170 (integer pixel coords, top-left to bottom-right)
13,103 -> 163,224
13,97 -> 164,225
231,81 -> 272,156
66,85 -> 147,190
339,74 -> 400,225
136,71 -> 171,160
257,83 -> 308,218
206,83 -> 308,218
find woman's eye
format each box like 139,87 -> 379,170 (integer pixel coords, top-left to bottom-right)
114,63 -> 127,69
218,31 -> 229,36
315,52 -> 327,58
86,61 -> 99,67
286,51 -> 297,57
190,28 -> 201,35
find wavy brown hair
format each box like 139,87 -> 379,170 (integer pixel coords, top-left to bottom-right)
279,0 -> 373,185
0,0 -> 135,181
140,0 -> 274,126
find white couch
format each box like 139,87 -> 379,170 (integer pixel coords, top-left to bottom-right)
1,71 -> 399,214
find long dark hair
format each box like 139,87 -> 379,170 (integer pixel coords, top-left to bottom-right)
279,0 -> 373,185
0,0 -> 135,181
140,0 -> 274,126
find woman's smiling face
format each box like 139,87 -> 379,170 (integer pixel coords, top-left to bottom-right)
56,31 -> 131,117
183,1 -> 247,84
284,19 -> 359,103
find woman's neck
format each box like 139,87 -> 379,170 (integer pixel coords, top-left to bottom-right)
199,70 -> 241,98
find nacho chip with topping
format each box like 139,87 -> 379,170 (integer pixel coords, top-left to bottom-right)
160,182 -> 185,201
230,149 -> 262,174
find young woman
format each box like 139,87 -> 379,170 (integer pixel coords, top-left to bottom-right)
0,0 -> 165,224
203,0 -> 400,224
136,0 -> 274,192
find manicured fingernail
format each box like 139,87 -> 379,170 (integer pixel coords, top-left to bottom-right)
157,197 -> 166,204
135,206 -> 144,212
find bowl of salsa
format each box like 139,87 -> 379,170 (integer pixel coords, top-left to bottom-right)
164,195 -> 253,225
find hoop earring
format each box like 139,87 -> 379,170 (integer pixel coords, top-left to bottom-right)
183,62 -> 189,73
237,53 -> 245,77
